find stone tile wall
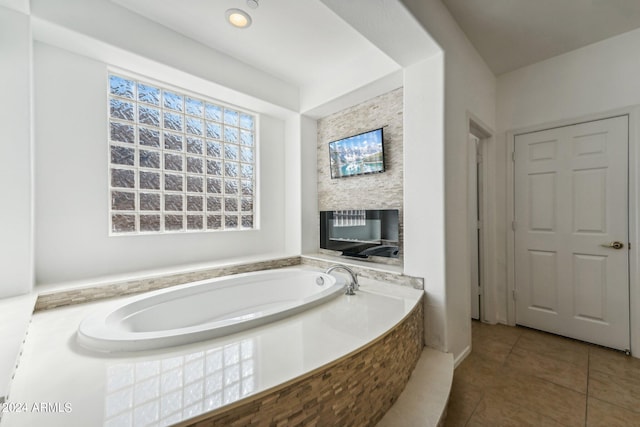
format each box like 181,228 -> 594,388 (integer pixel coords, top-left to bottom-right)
35,257 -> 301,311
301,256 -> 423,290
316,87 -> 404,263
177,299 -> 424,427
35,254 -> 425,311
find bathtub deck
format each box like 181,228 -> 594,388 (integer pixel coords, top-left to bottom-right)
3,276 -> 424,427
0,293 -> 36,405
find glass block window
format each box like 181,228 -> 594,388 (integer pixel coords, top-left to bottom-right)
108,73 -> 256,234
332,210 -> 366,227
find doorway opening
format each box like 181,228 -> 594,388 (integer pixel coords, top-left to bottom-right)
468,120 -> 492,322
469,133 -> 481,320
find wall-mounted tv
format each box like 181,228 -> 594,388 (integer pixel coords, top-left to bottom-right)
329,128 -> 384,179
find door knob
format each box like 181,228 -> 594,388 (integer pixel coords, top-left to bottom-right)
601,241 -> 624,249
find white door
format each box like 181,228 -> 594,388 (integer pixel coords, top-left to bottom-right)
514,115 -> 629,350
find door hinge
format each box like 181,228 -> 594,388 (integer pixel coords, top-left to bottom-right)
477,220 -> 482,229
512,289 -> 517,301
477,285 -> 482,296
477,152 -> 483,164
511,151 -> 515,162
629,242 -> 632,250
511,220 -> 517,231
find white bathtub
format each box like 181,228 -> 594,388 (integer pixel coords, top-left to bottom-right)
76,268 -> 346,352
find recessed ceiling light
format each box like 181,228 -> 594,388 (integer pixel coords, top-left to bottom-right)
226,8 -> 252,29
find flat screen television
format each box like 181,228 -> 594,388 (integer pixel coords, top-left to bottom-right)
320,209 -> 399,258
329,128 -> 384,179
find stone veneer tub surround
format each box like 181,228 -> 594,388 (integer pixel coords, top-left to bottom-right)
301,254 -> 423,289
4,273 -> 425,427
35,256 -> 302,311
35,254 -> 424,312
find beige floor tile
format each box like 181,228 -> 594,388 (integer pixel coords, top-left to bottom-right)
452,322 -> 640,427
490,366 -> 587,427
472,321 -> 524,346
589,368 -> 640,413
586,397 -> 640,427
444,378 -> 483,427
504,346 -> 588,393
515,329 -> 589,369
454,352 -> 503,389
467,393 -> 565,427
589,346 -> 640,382
471,319 -> 482,334
471,335 -> 514,364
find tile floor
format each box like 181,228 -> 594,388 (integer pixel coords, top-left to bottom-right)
446,321 -> 640,426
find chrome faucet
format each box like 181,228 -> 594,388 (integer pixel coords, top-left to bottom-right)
325,265 -> 359,295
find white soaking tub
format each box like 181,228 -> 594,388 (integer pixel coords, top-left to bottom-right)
77,268 -> 346,352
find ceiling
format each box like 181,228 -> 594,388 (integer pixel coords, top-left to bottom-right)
442,0 -> 640,75
110,0 -> 399,90
107,0 -> 640,89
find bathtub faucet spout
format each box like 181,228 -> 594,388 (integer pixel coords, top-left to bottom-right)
325,265 -> 359,295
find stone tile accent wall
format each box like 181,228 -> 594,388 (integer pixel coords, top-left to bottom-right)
34,253 -> 422,311
35,257 -> 301,311
301,256 -> 423,290
177,300 -> 424,427
317,87 -> 404,263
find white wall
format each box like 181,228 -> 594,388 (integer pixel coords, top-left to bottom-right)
312,0 -> 439,114
0,0 -> 28,14
401,0 -> 497,362
404,55 -> 446,349
34,43 -> 288,285
0,6 -> 33,297
497,28 -> 640,132
30,0 -> 298,112
496,28 -> 640,354
283,115 -> 302,256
